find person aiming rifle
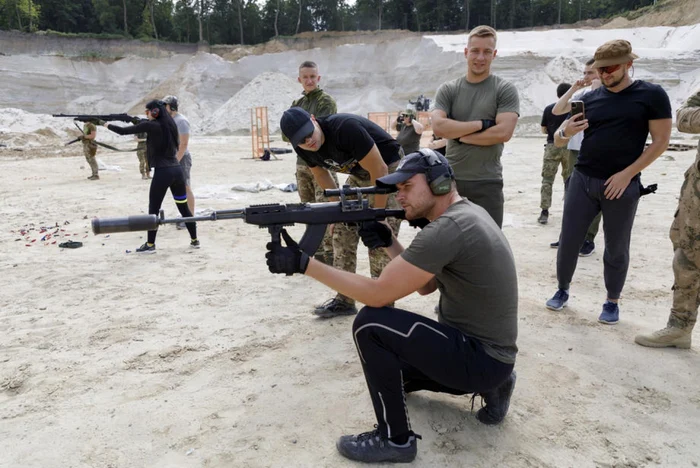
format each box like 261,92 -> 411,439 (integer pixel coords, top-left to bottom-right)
100,100 -> 200,253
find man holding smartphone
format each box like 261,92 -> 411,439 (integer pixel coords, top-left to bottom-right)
551,59 -> 603,256
544,40 -> 672,325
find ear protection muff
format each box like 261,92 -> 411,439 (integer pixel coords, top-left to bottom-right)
149,106 -> 160,118
418,148 -> 453,195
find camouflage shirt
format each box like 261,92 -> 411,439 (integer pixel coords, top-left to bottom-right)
82,121 -> 97,149
286,87 -> 337,165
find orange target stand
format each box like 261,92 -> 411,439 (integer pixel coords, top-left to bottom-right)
250,106 -> 277,160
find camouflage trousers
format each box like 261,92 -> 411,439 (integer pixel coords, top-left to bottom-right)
667,153 -> 700,330
296,164 -> 339,264
540,144 -> 575,210
137,148 -> 149,176
333,161 -> 402,305
83,144 -> 98,176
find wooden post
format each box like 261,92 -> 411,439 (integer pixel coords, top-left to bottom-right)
250,106 -> 273,159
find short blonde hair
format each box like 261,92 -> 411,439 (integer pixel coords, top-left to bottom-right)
468,25 -> 497,46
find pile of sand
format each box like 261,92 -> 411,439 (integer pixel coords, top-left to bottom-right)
125,53 -> 236,133
202,72 -> 301,135
0,108 -> 73,147
544,55 -> 583,85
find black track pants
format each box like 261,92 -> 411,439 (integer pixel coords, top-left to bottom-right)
147,165 -> 196,244
352,306 -> 514,439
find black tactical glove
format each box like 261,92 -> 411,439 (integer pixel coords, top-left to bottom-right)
359,221 -> 393,249
265,229 -> 310,276
480,119 -> 497,132
131,116 -> 142,125
408,217 -> 430,229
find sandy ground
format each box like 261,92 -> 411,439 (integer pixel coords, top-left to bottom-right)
1,136 -> 699,468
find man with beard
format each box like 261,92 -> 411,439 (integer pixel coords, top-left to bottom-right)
265,149 -> 518,463
545,40 -> 672,325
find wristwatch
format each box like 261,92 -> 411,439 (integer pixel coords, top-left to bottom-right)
558,128 -> 571,140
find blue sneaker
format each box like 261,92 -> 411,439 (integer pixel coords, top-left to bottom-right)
546,289 -> 569,311
598,301 -> 619,325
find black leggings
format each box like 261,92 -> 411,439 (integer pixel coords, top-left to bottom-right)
147,165 -> 196,244
352,306 -> 514,439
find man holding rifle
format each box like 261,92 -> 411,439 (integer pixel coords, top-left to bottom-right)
265,149 -> 519,463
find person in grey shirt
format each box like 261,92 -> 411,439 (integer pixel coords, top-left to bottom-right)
163,95 -> 195,223
431,25 -> 520,228
394,108 -> 423,154
264,149 -> 518,463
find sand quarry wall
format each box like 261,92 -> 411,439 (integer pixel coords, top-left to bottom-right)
1,25 -> 699,144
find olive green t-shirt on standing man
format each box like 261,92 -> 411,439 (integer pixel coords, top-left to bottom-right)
434,75 -> 520,181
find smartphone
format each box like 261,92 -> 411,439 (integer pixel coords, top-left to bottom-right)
570,100 -> 585,121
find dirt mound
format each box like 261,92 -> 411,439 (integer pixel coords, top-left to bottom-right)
604,0 -> 700,28
201,72 -> 300,135
126,52 -> 235,132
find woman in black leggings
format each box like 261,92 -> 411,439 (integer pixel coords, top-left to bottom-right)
103,100 -> 199,253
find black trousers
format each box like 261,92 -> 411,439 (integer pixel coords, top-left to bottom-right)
455,179 -> 504,228
352,306 -> 514,439
148,165 -> 196,244
557,169 -> 640,299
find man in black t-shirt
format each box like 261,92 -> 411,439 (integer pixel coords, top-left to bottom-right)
280,107 -> 404,318
545,40 -> 672,325
538,82 -> 572,224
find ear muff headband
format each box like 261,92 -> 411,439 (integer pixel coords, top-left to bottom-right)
418,148 -> 452,195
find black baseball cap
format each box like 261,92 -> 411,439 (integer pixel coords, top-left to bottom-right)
281,107 -> 314,147
376,149 -> 454,191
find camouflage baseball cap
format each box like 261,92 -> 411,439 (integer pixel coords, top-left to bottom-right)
591,40 -> 639,68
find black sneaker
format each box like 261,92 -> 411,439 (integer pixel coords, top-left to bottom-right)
476,370 -> 517,425
550,240 -> 559,248
579,240 -> 595,257
190,239 -> 200,249
336,427 -> 421,463
136,242 -> 156,254
537,209 -> 549,224
313,298 -> 358,318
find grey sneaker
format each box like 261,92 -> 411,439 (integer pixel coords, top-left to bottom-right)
476,370 -> 517,425
546,289 -> 569,311
313,298 -> 358,318
336,428 -> 421,463
136,242 -> 156,254
176,221 -> 186,230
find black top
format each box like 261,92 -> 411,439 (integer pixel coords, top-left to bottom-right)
107,121 -> 180,168
541,103 -> 568,144
294,114 -> 402,178
577,81 -> 672,179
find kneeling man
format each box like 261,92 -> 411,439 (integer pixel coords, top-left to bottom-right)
265,149 -> 519,463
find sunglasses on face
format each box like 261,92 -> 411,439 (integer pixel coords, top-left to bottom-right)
597,64 -> 622,75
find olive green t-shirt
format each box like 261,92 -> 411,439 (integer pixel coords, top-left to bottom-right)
396,124 -> 421,155
82,121 -> 97,149
434,75 -> 519,181
400,199 -> 519,364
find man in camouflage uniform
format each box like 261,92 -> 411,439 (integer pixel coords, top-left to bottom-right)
285,61 -> 339,265
635,89 -> 700,348
136,132 -> 149,179
538,83 -> 572,224
81,121 -> 99,180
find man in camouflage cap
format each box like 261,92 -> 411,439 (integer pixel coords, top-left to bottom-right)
544,39 -> 672,325
635,89 -> 700,349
